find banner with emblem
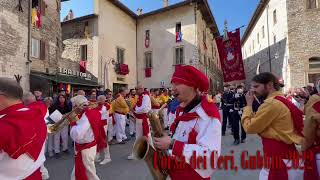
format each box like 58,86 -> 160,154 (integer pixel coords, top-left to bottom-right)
215,28 -> 245,82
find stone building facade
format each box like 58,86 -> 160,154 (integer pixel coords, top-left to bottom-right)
137,0 -> 222,93
0,0 -> 30,90
242,0 -> 320,90
62,0 -> 222,93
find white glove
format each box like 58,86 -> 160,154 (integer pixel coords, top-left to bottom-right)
229,109 -> 234,113
235,93 -> 240,98
238,111 -> 243,115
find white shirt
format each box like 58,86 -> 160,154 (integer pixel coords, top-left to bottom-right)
135,94 -> 151,114
0,107 -> 46,180
100,105 -> 109,121
169,103 -> 222,178
70,113 -> 94,144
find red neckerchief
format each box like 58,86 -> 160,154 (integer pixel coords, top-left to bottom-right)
274,96 -> 304,137
136,92 -> 149,107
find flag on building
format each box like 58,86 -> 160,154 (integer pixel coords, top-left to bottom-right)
176,31 -> 182,42
215,28 -> 245,82
79,60 -> 87,73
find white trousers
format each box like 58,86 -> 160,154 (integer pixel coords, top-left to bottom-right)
71,145 -> 100,180
114,113 -> 127,142
107,117 -> 115,142
53,126 -> 69,153
46,134 -> 54,154
162,108 -> 168,128
259,159 -> 304,180
129,116 -> 136,135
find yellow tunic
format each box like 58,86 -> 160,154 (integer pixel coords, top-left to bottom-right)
241,91 -> 304,145
302,94 -> 320,150
151,95 -> 161,107
159,94 -> 169,105
113,95 -> 130,114
129,95 -> 138,109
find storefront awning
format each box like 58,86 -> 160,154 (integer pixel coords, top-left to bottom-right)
30,72 -> 99,87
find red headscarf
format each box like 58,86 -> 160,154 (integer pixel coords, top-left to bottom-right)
171,65 -> 209,92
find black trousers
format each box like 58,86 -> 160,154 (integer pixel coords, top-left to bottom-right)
222,106 -> 233,134
232,110 -> 246,141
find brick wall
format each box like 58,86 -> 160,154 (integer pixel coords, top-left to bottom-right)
0,0 -> 29,91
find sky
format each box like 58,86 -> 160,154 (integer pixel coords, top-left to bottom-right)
61,0 -> 260,37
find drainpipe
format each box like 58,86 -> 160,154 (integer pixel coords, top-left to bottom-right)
27,0 -> 32,90
136,18 -> 138,87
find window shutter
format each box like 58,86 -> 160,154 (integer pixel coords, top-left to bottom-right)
40,40 -> 46,60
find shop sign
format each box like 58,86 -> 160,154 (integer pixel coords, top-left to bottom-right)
58,67 -> 92,80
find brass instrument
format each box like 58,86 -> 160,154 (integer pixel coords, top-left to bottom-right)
133,111 -> 168,180
47,102 -> 98,134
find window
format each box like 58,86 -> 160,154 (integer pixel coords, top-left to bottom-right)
307,0 -> 318,9
31,38 -> 40,58
257,33 -> 260,44
40,40 -> 46,60
309,57 -> 320,69
176,22 -> 181,33
273,35 -> 276,44
273,10 -> 277,25
80,45 -> 87,61
262,26 -> 265,38
252,40 -> 255,51
175,47 -> 184,65
145,52 -> 152,68
117,47 -> 125,64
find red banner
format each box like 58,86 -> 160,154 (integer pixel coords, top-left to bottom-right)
79,60 -> 87,73
215,28 -> 245,82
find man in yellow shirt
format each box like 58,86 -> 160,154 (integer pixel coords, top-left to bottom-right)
302,92 -> 320,179
241,72 -> 304,180
128,89 -> 138,137
150,89 -> 161,114
159,89 -> 170,129
113,88 -> 130,144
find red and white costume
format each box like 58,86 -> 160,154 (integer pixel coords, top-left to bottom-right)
0,102 -> 47,180
167,65 -> 222,179
96,103 -> 111,162
70,107 -> 106,180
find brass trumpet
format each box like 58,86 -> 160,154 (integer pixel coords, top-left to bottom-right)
47,102 -> 98,134
133,110 -> 168,180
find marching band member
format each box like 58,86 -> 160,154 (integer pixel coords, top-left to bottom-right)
106,90 -> 116,143
127,84 -> 152,160
70,95 -> 104,180
0,78 -> 47,180
154,65 -> 222,179
128,89 -> 138,137
241,72 -> 304,180
302,87 -> 320,180
160,89 -> 170,129
113,88 -> 130,144
96,95 -> 112,165
151,89 -> 162,114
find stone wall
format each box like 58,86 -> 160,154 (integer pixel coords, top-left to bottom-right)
286,0 -> 320,87
0,0 -> 29,91
61,17 -> 97,80
30,0 -> 62,74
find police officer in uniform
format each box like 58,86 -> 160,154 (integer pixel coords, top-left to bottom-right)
221,84 -> 235,136
232,85 -> 246,145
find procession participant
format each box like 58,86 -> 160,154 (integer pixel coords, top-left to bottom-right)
50,94 -> 72,157
153,65 -> 222,179
241,72 -> 304,180
150,88 -> 161,114
302,83 -> 320,180
105,89 -> 116,143
221,84 -> 235,136
128,89 -> 138,137
95,95 -> 112,165
232,85 -> 247,145
0,78 -> 47,180
127,84 -> 152,160
70,95 -> 102,180
160,88 -> 170,129
113,88 -> 130,144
